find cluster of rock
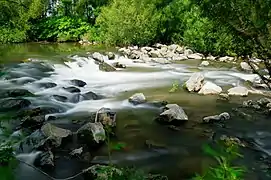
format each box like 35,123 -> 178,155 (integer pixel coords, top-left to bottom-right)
243,97 -> 271,113
184,72 -> 249,97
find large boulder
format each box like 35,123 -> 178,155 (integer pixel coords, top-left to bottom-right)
77,122 -> 105,145
41,123 -> 72,148
99,62 -> 116,72
240,62 -> 258,72
198,82 -> 222,95
202,112 -> 230,123
158,104 -> 188,123
185,73 -> 205,92
228,86 -> 249,97
0,98 -> 31,112
70,79 -> 87,87
128,93 -> 146,105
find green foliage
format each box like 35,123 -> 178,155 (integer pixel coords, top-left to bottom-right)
169,80 -> 179,93
0,143 -> 15,165
81,26 -> 102,43
96,0 -> 161,46
32,17 -> 92,42
0,28 -> 27,43
194,140 -> 246,180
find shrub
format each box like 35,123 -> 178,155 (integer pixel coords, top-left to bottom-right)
0,28 -> 27,43
31,16 -> 92,42
96,0 -> 161,46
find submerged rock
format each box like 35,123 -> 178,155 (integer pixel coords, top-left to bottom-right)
198,82 -> 222,95
0,89 -> 33,98
185,72 -> 204,92
158,104 -> 188,123
202,112 -> 230,123
63,86 -> 81,93
112,62 -> 126,69
228,86 -> 249,96
128,93 -> 146,105
82,91 -> 104,100
0,98 -> 31,112
99,62 -> 116,72
38,82 -> 57,89
77,122 -> 105,145
218,93 -> 230,101
70,79 -> 87,87
52,95 -> 68,102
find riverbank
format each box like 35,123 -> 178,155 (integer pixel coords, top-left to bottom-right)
0,43 -> 271,180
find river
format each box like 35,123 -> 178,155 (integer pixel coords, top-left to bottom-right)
0,43 -> 270,180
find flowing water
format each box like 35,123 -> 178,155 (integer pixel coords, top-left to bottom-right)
0,43 -> 271,180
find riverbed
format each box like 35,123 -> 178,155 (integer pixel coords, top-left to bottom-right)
0,43 -> 271,180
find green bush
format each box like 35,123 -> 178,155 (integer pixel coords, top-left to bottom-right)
0,28 -> 27,43
31,16 -> 92,42
96,0 -> 161,46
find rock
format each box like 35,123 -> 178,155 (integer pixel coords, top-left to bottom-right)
92,52 -> 105,62
52,95 -> 68,102
37,151 -> 54,167
218,93 -> 230,101
99,62 -> 116,72
184,49 -> 193,56
149,50 -> 161,58
168,44 -> 179,52
228,86 -> 249,97
0,89 -> 33,98
38,82 -> 57,89
154,43 -> 165,48
240,62 -> 252,71
107,52 -> 115,60
63,86 -> 81,93
141,46 -> 153,52
218,56 -> 235,62
96,107 -> 117,128
112,62 -> 126,69
187,53 -> 203,60
145,139 -> 166,149
159,104 -> 188,123
176,46 -> 185,54
128,93 -> 146,105
243,100 -> 261,110
172,54 -> 188,61
0,98 -> 31,112
82,91 -> 104,100
70,79 -> 87,87
198,82 -> 222,95
199,61 -> 209,67
70,147 -> 83,156
202,112 -> 230,123
185,72 -> 205,92
41,123 -> 72,148
77,122 -> 105,144
257,98 -> 271,106
206,55 -> 216,61
267,103 -> 271,109
79,39 -> 90,45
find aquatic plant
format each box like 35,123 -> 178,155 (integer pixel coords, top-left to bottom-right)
169,80 -> 180,93
193,140 -> 246,180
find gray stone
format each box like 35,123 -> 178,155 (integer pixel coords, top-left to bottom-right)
92,52 -> 105,62
96,107 -> 117,128
218,93 -> 230,101
149,50 -> 161,58
228,86 -> 249,96
240,62 -> 252,71
128,93 -> 146,105
187,53 -> 203,60
160,104 -> 188,122
203,112 -> 230,123
63,86 -> 81,93
168,44 -> 179,52
39,151 -> 54,167
77,122 -> 105,144
185,72 -> 205,92
99,62 -> 116,72
41,123 -> 72,147
206,55 -> 216,61
70,79 -> 87,87
184,49 -> 193,56
107,52 -> 115,60
0,98 -> 31,112
219,56 -> 235,62
198,82 -> 222,95
200,61 -> 210,67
